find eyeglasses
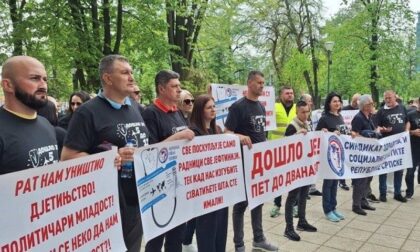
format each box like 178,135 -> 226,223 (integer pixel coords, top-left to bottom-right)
71,102 -> 82,106
183,99 -> 194,105
133,91 -> 140,95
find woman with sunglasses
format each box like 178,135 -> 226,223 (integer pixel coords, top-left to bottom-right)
189,94 -> 228,252
58,91 -> 91,129
178,89 -> 194,124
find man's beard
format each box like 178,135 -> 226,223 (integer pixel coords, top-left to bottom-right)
15,85 -> 48,110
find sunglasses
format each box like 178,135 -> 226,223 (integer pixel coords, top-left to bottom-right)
133,91 -> 140,95
183,99 -> 194,105
71,102 -> 82,106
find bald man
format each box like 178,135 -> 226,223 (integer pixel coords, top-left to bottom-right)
0,56 -> 59,174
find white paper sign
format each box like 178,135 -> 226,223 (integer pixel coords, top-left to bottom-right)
211,84 -> 276,131
0,149 -> 126,252
134,134 -> 246,242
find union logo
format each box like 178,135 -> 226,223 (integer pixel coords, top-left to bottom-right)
327,135 -> 345,176
159,148 -> 169,163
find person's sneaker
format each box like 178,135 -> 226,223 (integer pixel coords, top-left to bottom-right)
235,245 -> 245,252
293,205 -> 298,218
297,219 -> 317,232
182,244 -> 197,252
352,207 -> 367,216
325,211 -> 340,222
379,195 -> 387,202
252,240 -> 278,251
309,190 -> 322,196
284,227 -> 301,241
333,210 -> 345,220
394,194 -> 407,203
361,204 -> 376,211
339,183 -> 350,191
368,194 -> 380,203
270,206 -> 281,218
406,194 -> 413,200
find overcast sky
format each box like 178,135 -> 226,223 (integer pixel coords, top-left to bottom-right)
323,0 -> 420,18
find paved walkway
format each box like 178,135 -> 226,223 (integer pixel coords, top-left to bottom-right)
141,176 -> 420,251
225,177 -> 420,252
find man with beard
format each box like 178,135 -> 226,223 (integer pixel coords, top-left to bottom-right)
0,56 -> 59,173
270,86 -> 296,218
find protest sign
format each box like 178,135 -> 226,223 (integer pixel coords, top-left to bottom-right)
243,132 -> 322,210
211,84 -> 276,131
319,131 -> 412,179
243,131 -> 412,209
134,134 -> 245,242
0,149 -> 126,252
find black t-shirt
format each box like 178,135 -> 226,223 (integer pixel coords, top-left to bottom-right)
285,124 -> 298,137
407,110 -> 420,149
58,113 -> 72,130
375,104 -> 407,137
225,97 -> 266,144
64,96 -> 149,204
315,112 -> 349,134
0,107 -> 59,174
142,104 -> 188,144
351,111 -> 375,133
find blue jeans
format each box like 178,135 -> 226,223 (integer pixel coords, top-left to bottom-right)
379,170 -> 404,196
322,179 -> 338,214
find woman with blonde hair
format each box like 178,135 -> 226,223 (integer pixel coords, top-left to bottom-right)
178,89 -> 194,123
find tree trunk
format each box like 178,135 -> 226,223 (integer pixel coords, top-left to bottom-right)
103,0 -> 112,55
8,0 -> 26,55
304,0 -> 320,108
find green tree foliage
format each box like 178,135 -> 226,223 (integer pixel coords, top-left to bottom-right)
325,0 -> 416,103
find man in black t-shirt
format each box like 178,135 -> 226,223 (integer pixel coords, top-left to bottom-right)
375,90 -> 410,203
225,71 -> 278,252
405,100 -> 420,199
62,55 -> 149,252
142,70 -> 194,252
0,56 -> 58,174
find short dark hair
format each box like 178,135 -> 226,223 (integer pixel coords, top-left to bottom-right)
296,100 -> 308,109
247,70 -> 264,82
155,70 -> 180,94
324,92 -> 342,113
99,55 -> 129,86
280,85 -> 293,94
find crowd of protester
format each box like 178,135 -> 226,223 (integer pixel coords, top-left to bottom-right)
1,54 -> 419,252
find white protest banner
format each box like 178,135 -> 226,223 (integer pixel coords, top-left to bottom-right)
134,134 -> 245,241
243,132 -> 322,210
0,149 -> 126,252
318,132 -> 412,179
211,84 -> 276,131
243,131 -> 412,209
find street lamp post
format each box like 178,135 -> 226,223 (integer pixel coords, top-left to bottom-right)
325,41 -> 334,94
